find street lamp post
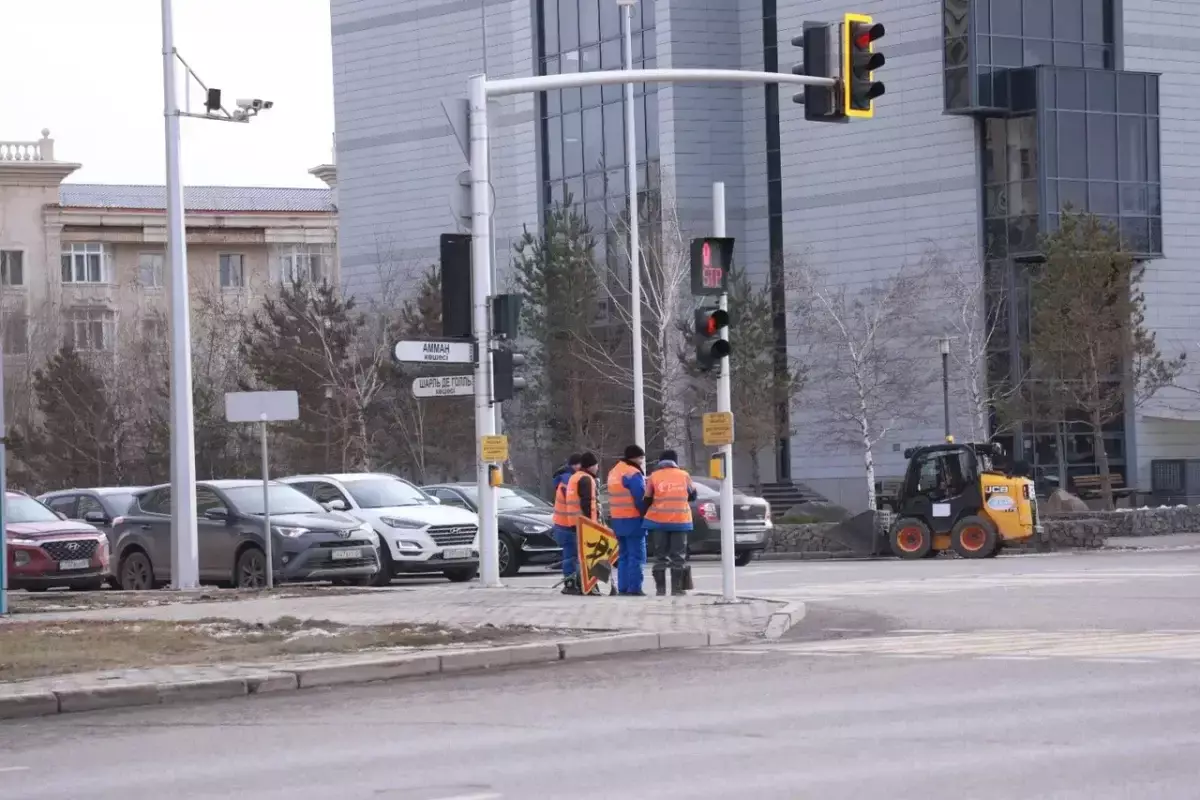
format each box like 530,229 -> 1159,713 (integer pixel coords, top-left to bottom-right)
160,0 -> 273,589
617,0 -> 645,450
938,336 -> 952,440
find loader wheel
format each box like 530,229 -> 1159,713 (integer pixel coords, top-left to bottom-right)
951,516 -> 998,559
889,518 -> 933,560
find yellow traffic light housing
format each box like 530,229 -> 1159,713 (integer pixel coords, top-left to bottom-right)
842,13 -> 886,118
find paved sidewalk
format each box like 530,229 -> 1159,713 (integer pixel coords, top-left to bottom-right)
14,585 -> 784,641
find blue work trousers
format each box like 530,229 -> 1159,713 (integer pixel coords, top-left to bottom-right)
616,532 -> 647,594
553,525 -> 578,577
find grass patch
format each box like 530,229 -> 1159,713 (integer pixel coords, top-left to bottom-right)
0,618 -> 538,682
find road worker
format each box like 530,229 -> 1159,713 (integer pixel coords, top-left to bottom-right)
607,444 -> 648,596
560,452 -> 601,594
643,449 -> 697,596
551,453 -> 583,593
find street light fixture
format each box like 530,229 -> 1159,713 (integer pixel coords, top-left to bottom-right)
616,0 -> 645,450
938,336 -> 952,440
160,0 -> 273,589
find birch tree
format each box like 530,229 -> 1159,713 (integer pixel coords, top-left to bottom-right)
792,261 -> 938,510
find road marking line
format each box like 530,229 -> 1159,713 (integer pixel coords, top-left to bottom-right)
891,629 -> 951,634
1080,658 -> 1156,664
0,767 -> 29,774
430,793 -> 503,800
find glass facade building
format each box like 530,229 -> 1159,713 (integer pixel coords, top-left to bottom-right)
945,0 -> 1162,488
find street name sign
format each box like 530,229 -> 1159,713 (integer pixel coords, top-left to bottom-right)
413,374 -> 474,398
394,339 -> 474,364
224,390 -> 300,423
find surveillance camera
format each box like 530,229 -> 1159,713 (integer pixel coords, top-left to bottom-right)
236,98 -> 273,111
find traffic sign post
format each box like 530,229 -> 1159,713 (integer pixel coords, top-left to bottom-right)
412,375 -> 475,398
225,390 -> 300,589
394,340 -> 474,364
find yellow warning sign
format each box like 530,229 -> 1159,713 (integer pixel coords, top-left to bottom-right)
480,435 -> 509,462
577,516 -> 619,596
702,411 -> 734,446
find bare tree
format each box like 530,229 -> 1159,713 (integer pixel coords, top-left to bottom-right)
791,260 -> 938,510
924,240 -> 1024,442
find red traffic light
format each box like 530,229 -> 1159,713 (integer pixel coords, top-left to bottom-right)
701,309 -> 729,336
852,22 -> 885,49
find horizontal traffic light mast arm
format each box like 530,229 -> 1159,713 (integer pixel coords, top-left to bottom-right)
483,68 -> 836,98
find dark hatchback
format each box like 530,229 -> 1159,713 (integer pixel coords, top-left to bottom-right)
422,483 -> 560,577
110,480 -> 380,589
686,478 -> 772,566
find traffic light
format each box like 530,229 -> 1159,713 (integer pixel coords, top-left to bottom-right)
492,347 -> 527,403
842,13 -> 886,118
793,22 -> 843,122
694,307 -> 731,372
440,233 -> 472,338
690,237 -> 734,297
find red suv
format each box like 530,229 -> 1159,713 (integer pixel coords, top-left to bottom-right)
5,491 -> 110,591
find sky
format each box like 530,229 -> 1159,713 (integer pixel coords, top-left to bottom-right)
0,0 -> 334,188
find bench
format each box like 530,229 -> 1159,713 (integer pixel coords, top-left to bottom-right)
1071,473 -> 1134,499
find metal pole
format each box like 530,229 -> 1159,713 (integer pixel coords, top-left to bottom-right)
469,74 -> 500,587
261,418 -> 273,589
0,305 -> 7,616
942,350 -> 951,439
621,0 -> 645,449
714,183 -> 736,602
162,0 -> 200,590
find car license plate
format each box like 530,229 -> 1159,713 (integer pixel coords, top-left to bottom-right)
330,548 -> 360,561
59,559 -> 90,571
735,533 -> 758,543
443,547 -> 471,560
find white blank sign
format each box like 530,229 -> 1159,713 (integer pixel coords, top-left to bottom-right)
225,390 -> 300,423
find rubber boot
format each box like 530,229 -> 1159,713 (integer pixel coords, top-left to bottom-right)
652,567 -> 667,596
562,575 -> 582,595
670,568 -> 686,596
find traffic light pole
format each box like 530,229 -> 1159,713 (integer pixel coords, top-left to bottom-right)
468,67 -> 835,592
712,183 -> 737,602
468,74 -> 501,588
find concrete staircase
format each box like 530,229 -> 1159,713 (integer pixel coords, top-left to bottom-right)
750,481 -> 830,513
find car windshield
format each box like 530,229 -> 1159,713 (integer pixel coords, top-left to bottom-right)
457,486 -> 550,511
102,494 -> 137,515
691,479 -> 720,499
6,494 -> 61,524
223,485 -> 325,516
344,478 -> 431,509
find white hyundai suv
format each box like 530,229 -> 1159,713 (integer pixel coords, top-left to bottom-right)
279,473 -> 479,585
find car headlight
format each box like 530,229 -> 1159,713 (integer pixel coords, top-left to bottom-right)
357,524 -> 376,537
517,522 -> 551,534
8,538 -> 39,547
380,517 -> 425,530
273,526 -> 310,538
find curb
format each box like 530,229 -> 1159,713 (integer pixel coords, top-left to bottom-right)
763,601 -> 807,640
0,630 -> 724,723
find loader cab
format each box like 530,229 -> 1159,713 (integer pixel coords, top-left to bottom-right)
897,443 -> 992,535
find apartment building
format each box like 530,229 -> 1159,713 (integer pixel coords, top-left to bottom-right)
0,129 -> 338,370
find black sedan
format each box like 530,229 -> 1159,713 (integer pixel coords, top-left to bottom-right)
686,478 -> 772,566
422,483 -> 560,577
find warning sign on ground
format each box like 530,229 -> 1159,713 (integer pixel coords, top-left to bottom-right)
577,517 -> 619,596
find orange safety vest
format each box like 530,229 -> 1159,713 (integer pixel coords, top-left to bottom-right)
645,467 -> 694,526
551,473 -> 576,527
564,471 -> 598,525
607,461 -> 642,520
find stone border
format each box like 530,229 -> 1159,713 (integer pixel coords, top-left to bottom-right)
0,630 -> 736,722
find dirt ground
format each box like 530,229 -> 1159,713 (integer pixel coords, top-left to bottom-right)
0,617 -> 541,682
4,585 -> 377,615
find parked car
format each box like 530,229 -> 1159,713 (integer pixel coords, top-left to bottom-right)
4,490 -> 111,591
37,486 -> 146,551
422,482 -> 560,577
109,480 -> 380,590
279,473 -> 480,585
687,478 -> 772,566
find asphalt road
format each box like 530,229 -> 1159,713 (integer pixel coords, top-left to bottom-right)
4,548 -> 1200,799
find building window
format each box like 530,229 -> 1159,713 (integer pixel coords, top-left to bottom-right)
2,314 -> 28,355
0,250 -> 23,286
220,253 -> 245,288
138,252 -> 164,288
279,245 -> 329,283
64,308 -> 116,352
141,317 -> 166,339
60,243 -> 110,284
